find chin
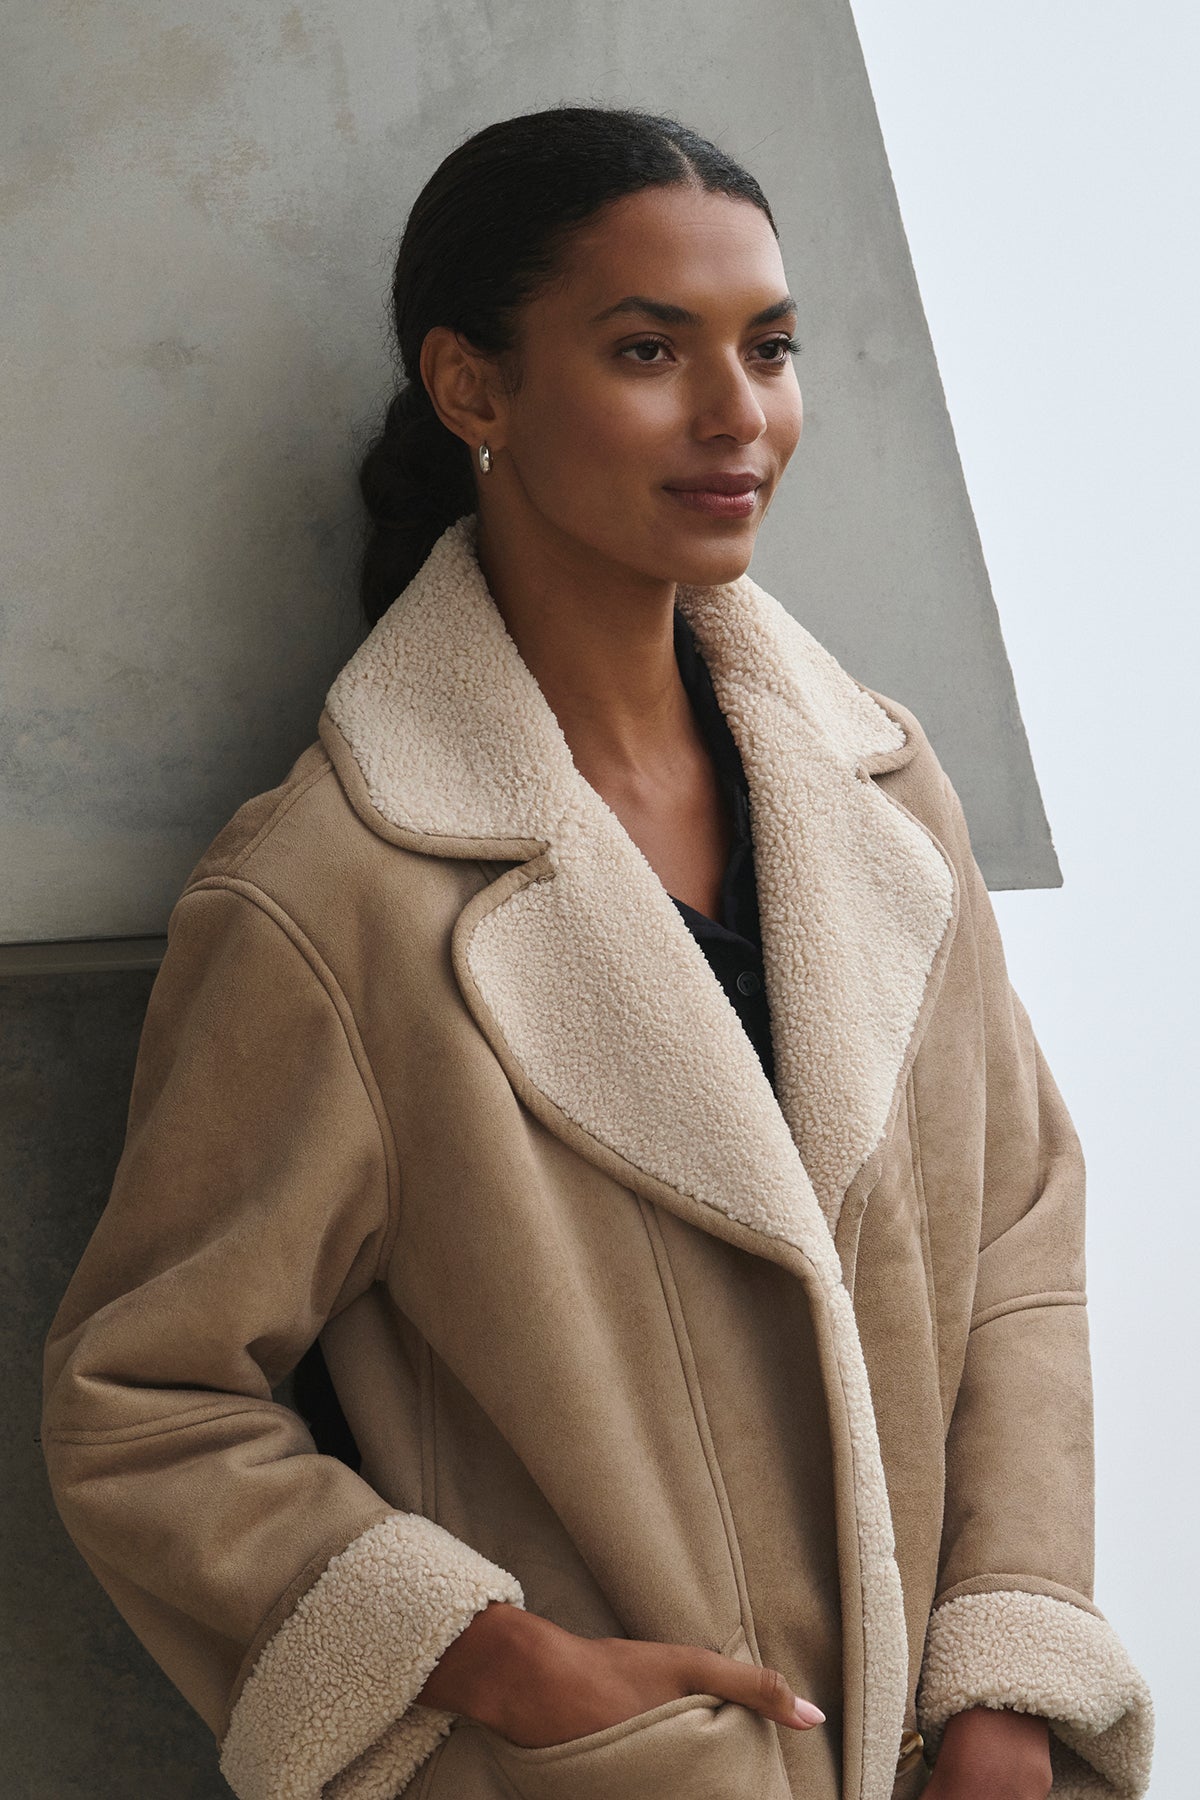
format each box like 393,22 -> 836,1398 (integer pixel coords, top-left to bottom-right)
666,534 -> 758,589
586,519 -> 759,590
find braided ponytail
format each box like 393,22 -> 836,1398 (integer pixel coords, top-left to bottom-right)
358,381 -> 474,628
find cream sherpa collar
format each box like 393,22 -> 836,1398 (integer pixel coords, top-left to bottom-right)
322,513 -> 957,1238
321,514 -> 960,1800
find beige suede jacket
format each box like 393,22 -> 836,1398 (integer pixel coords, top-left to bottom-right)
41,517 -> 1153,1800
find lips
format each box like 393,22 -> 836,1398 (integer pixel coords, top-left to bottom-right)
661,471 -> 765,519
663,471 -> 764,496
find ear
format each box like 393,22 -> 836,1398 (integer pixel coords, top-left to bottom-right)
420,327 -> 508,455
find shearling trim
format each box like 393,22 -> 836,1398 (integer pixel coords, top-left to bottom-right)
218,1510 -> 524,1800
324,514 -> 959,1800
675,570 -> 957,1227
326,515 -> 956,1235
917,1590 -> 1154,1798
325,517 -> 573,844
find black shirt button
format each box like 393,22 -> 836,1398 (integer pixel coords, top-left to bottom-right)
736,969 -> 761,997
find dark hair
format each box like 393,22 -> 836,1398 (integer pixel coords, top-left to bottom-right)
357,104 -> 777,625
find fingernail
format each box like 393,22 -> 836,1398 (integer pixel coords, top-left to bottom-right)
793,1698 -> 826,1726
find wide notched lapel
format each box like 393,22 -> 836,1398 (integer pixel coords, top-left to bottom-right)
323,516 -> 960,1800
325,514 -> 957,1262
675,574 -> 959,1237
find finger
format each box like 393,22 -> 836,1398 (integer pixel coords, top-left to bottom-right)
682,1649 -> 826,1729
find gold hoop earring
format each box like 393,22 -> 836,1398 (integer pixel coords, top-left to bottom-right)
477,443 -> 492,474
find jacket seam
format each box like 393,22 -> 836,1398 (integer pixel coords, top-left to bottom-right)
906,1071 -> 940,1378
225,756 -> 336,877
635,1199 -> 760,1662
182,875 -> 402,1289
413,1740 -> 447,1800
930,1575 -> 1104,1618
969,1291 -> 1087,1332
419,1340 -> 439,1523
43,1400 -> 282,1448
822,1270 -> 871,1794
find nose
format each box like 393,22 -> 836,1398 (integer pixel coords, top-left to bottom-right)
691,355 -> 768,445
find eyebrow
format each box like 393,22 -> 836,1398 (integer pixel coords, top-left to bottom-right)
587,293 -> 798,328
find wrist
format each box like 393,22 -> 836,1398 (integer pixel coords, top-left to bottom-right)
937,1707 -> 1052,1798
414,1600 -> 552,1727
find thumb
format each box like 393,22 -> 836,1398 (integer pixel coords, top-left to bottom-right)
682,1649 -> 826,1731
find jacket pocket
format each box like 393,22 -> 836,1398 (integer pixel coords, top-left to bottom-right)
476,1692 -> 790,1800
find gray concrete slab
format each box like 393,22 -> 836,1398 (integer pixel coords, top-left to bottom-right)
3,0 -> 1057,954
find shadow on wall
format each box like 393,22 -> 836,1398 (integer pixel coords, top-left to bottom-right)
5,971 -> 233,1796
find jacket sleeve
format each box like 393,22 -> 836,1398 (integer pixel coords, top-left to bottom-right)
40,880 -> 524,1800
914,772 -> 1153,1799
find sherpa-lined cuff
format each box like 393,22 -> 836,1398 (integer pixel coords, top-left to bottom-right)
219,1510 -> 525,1800
917,1590 -> 1153,1799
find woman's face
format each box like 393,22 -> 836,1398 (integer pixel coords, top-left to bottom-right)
488,183 -> 804,588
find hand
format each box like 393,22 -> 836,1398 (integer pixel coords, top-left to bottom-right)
923,1707 -> 1053,1800
414,1601 -> 827,1750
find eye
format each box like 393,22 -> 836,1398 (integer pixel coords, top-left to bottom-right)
754,334 -> 802,363
617,332 -> 802,367
619,336 -> 674,364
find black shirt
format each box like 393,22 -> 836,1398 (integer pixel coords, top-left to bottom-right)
670,611 -> 778,1096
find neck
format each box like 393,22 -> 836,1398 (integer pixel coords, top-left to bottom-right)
474,502 -> 691,776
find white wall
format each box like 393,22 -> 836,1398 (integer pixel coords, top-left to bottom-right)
848,4 -> 1199,1791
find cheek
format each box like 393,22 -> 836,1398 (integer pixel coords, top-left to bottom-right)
772,382 -> 804,457
514,368 -> 675,494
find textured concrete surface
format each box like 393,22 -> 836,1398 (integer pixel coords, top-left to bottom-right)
3,0 -> 1058,950
5,971 -> 234,1796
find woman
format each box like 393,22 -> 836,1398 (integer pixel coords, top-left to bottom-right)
40,106 -> 1152,1800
